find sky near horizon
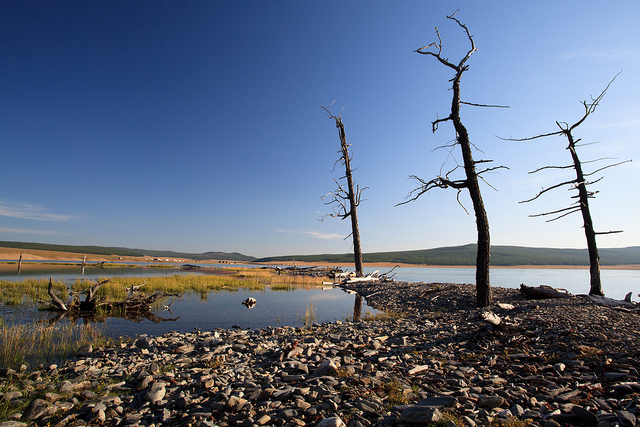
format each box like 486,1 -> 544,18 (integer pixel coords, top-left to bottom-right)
1,1 -> 639,258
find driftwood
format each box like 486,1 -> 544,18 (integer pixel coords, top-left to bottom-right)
47,277 -> 68,311
480,310 -> 501,327
275,265 -> 342,278
43,278 -> 179,316
111,291 -> 180,312
520,284 -> 573,299
586,294 -> 639,313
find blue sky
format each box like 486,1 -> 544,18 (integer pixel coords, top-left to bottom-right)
1,1 -> 638,257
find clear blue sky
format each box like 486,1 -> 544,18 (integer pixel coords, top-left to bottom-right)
1,1 -> 638,257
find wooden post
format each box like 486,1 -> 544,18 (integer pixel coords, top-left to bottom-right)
17,253 -> 22,274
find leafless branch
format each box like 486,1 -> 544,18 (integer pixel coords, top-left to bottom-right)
529,205 -> 581,221
461,101 -> 510,108
498,130 -> 563,142
595,230 -> 623,235
528,164 -> 575,174
520,179 -> 577,203
432,115 -> 452,133
584,159 -> 632,176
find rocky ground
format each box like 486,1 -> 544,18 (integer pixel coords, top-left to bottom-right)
1,281 -> 639,427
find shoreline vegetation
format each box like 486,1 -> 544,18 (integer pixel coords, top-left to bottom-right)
2,241 -> 640,268
0,269 -> 329,373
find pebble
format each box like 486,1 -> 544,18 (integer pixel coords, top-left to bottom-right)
2,281 -> 640,427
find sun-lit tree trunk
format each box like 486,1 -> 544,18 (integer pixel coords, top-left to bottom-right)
399,12 -> 507,307
450,68 -> 492,307
566,134 -> 602,295
504,74 -> 630,297
321,106 -> 366,277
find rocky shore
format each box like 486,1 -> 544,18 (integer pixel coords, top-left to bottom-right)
1,281 -> 639,427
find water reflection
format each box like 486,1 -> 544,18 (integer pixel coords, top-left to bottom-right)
353,293 -> 363,322
46,304 -> 180,327
1,282 -> 381,338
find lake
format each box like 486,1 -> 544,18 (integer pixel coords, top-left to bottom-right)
1,262 -> 638,338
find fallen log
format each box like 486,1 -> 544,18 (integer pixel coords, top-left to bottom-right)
520,284 -> 573,299
43,279 -> 179,316
586,294 -> 638,311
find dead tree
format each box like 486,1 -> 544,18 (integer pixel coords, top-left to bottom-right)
321,104 -> 367,277
504,74 -> 631,296
47,277 -> 68,311
398,12 -> 507,307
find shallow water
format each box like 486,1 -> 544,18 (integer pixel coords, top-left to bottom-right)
0,265 -> 380,337
1,262 -> 638,337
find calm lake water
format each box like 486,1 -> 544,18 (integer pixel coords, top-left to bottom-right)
1,262 -> 638,338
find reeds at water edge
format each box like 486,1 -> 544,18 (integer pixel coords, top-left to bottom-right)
0,320 -> 114,371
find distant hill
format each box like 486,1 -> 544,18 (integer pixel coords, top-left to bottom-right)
0,241 -> 256,262
255,244 -> 640,266
2,241 -> 639,266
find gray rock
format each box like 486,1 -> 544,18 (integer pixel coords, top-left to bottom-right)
617,411 -> 637,427
477,396 -> 505,409
571,405 -> 598,426
400,406 -> 443,423
144,381 -> 166,404
316,417 -> 347,427
314,358 -> 338,376
416,396 -> 457,408
22,399 -> 50,421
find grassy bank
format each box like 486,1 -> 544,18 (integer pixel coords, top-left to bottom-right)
0,267 -> 327,304
0,268 -> 328,369
0,320 -> 114,370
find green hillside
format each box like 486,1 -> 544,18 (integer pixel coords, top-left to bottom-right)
0,241 -> 256,262
2,241 -> 638,266
255,244 -> 640,266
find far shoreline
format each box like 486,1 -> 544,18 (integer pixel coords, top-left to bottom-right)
0,246 -> 638,271
262,260 -> 640,270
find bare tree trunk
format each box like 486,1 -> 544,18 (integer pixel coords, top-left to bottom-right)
451,75 -> 492,307
322,106 -> 367,278
505,76 -> 628,297
337,120 -> 365,277
567,138 -> 602,295
400,13 -> 504,308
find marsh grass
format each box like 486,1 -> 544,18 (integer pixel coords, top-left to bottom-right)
0,278 -> 66,305
0,320 -> 114,370
64,269 -> 327,301
360,309 -> 402,322
300,300 -> 317,326
0,268 -> 327,305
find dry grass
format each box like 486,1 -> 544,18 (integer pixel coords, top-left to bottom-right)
0,268 -> 327,306
0,278 -> 66,305
0,320 -> 114,370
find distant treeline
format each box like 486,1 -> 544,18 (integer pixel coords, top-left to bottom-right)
255,244 -> 640,266
2,241 -> 639,266
0,241 -> 256,262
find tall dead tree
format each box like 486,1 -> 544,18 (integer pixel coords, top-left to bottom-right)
398,12 -> 507,307
321,105 -> 366,277
504,74 -> 631,296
